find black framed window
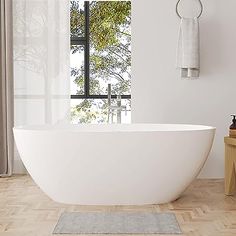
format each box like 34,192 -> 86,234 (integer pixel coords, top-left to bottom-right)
70,0 -> 131,123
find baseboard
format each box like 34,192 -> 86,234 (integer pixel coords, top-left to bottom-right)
13,159 -> 27,174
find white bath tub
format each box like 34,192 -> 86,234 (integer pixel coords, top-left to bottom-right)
13,124 -> 215,205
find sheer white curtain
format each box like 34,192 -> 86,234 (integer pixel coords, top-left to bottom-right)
13,0 -> 70,125
13,0 -> 70,169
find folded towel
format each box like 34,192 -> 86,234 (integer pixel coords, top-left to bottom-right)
176,17 -> 200,79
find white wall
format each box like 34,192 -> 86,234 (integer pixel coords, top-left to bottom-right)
132,0 -> 236,178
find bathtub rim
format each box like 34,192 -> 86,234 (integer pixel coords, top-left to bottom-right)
13,123 -> 216,133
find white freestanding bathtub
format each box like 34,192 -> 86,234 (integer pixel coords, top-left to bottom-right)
13,124 -> 215,205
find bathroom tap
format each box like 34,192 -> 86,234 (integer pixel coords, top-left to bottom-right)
107,84 -> 127,124
109,95 -> 127,124
107,84 -> 112,123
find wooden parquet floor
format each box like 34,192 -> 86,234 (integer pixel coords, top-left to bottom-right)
0,175 -> 236,236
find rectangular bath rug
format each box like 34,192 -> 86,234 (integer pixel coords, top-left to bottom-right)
53,211 -> 182,234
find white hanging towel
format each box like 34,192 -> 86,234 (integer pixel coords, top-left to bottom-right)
176,17 -> 200,78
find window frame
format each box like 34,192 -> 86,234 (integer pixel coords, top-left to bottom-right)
70,1 -> 131,100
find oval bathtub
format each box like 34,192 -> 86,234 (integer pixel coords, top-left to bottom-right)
13,124 -> 215,205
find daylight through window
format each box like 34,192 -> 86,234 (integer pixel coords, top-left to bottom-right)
70,0 -> 131,124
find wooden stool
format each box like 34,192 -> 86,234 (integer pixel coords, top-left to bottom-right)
225,137 -> 236,195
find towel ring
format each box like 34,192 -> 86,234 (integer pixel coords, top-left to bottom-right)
176,0 -> 203,19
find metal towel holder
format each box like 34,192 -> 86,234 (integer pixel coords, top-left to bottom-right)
176,0 -> 203,19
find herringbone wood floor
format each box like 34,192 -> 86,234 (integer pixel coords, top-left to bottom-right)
0,175 -> 236,236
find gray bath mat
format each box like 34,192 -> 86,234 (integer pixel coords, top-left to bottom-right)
53,212 -> 182,234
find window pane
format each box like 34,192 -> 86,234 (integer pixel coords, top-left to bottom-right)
71,99 -> 107,124
70,0 -> 85,38
71,99 -> 131,124
70,45 -> 84,95
89,1 -> 131,95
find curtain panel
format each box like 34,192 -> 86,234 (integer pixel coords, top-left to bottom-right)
0,0 -> 14,176
13,0 -> 71,126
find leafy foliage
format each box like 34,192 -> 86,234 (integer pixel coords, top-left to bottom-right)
70,1 -> 131,123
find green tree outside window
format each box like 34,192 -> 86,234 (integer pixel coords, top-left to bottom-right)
70,1 -> 131,123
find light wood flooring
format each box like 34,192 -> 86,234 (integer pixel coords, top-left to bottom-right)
0,175 -> 236,236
